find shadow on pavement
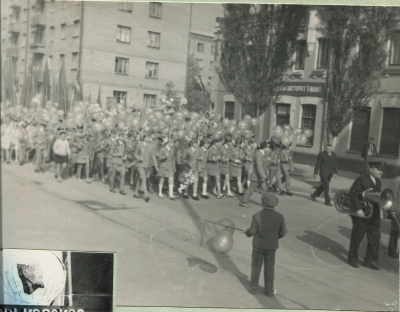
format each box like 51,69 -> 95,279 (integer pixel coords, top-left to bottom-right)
75,200 -> 140,210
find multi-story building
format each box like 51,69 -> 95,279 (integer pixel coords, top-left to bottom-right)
1,1 -> 192,108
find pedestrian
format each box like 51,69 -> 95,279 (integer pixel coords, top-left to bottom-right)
109,135 -> 126,195
229,138 -> 244,195
1,118 -> 12,164
310,143 -> 338,206
182,138 -> 201,200
245,192 -> 287,296
347,161 -> 385,270
53,129 -> 70,182
361,137 -> 378,174
239,141 -> 270,208
198,138 -> 211,199
220,136 -> 234,197
18,122 -> 29,165
157,138 -> 177,200
387,174 -> 400,259
207,139 -> 223,199
33,122 -> 49,173
10,119 -> 20,163
242,138 -> 257,189
75,126 -> 91,183
278,143 -> 294,196
269,143 -> 284,196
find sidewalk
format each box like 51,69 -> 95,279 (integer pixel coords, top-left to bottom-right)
289,163 -> 394,195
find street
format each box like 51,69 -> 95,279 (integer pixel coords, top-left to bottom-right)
1,162 -> 398,310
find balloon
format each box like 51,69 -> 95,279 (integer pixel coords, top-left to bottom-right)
152,125 -> 159,132
158,121 -> 167,131
284,130 -> 292,137
281,135 -> 291,146
273,126 -> 284,138
227,125 -> 237,134
177,129 -> 186,139
271,135 -> 280,144
244,129 -> 253,138
143,107 -> 153,116
212,230 -> 234,253
130,116 -> 141,128
243,115 -> 252,122
209,121 -> 219,130
214,113 -> 222,121
250,118 -> 259,127
237,121 -> 249,131
117,120 -> 125,130
200,125 -> 208,134
283,124 -> 293,132
298,134 -> 308,144
174,111 -> 185,120
182,109 -> 190,117
190,112 -> 200,121
154,111 -> 163,120
222,118 -> 230,127
93,122 -> 105,133
293,128 -> 303,136
304,129 -> 313,138
148,117 -> 159,126
162,114 -> 172,124
213,130 -> 224,139
143,125 -> 151,133
217,218 -> 235,235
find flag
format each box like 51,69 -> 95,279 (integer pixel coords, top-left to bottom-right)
58,61 -> 68,113
97,85 -> 102,107
88,85 -> 92,103
3,58 -> 15,105
52,71 -> 58,104
41,58 -> 50,107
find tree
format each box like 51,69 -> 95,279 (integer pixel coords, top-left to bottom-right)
185,54 -> 212,113
317,6 -> 400,144
218,4 -> 309,118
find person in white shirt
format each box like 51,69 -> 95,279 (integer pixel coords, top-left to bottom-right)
53,129 -> 70,182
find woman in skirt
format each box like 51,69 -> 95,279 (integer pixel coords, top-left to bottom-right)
157,139 -> 177,200
53,130 -> 70,182
207,139 -> 223,199
1,119 -> 12,164
220,136 -> 234,197
229,139 -> 244,195
198,138 -> 211,199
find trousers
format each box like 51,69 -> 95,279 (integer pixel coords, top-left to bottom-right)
389,230 -> 399,255
243,181 -> 268,204
348,216 -> 381,264
250,247 -> 276,295
313,175 -> 332,204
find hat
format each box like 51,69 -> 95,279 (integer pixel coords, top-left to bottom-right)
259,141 -> 268,150
77,125 -> 84,129
262,192 -> 279,208
58,127 -> 66,135
369,161 -> 385,171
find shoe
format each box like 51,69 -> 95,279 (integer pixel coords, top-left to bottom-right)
216,194 -> 224,199
145,197 -> 150,202
169,196 -> 179,201
183,194 -> 189,199
120,190 -> 126,195
133,194 -> 139,198
192,195 -> 200,201
266,289 -> 277,297
278,190 -> 284,196
86,179 -> 92,183
389,252 -> 399,259
325,202 -> 333,207
57,180 -> 62,183
201,194 -> 209,199
158,194 -> 164,199
239,202 -> 250,208
249,288 -> 257,295
226,193 -> 235,198
110,188 -> 116,193
35,169 -> 40,173
40,168 -> 44,172
310,194 -> 316,201
364,259 -> 379,270
55,174 -> 57,179
286,191 -> 293,196
139,190 -> 144,194
78,178 -> 83,183
19,162 -> 24,166
348,261 -> 360,268
238,192 -> 245,196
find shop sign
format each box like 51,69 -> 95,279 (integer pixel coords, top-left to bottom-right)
273,82 -> 326,97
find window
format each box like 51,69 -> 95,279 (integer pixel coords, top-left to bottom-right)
389,32 -> 400,65
115,57 -> 129,74
211,45 -> 215,54
143,94 -> 157,107
74,20 -> 80,37
113,91 -> 127,104
147,31 -> 160,48
59,54 -> 65,68
62,1 -> 66,9
117,25 -> 131,43
350,108 -> 371,152
295,40 -> 307,70
197,43 -> 204,52
196,59 -> 203,68
49,26 -> 54,41
210,61 -> 213,69
208,76 -> 212,85
72,52 -> 78,69
145,62 -> 158,78
149,2 -> 162,18
317,38 -> 330,68
300,105 -> 316,145
224,102 -> 235,120
118,2 -> 132,12
33,26 -> 44,44
276,104 -> 290,127
61,23 -> 66,39
380,108 -> 400,157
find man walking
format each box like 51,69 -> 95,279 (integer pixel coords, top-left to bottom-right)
310,143 -> 338,206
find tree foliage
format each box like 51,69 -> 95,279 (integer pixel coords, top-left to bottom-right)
316,6 -> 400,141
218,4 -> 308,117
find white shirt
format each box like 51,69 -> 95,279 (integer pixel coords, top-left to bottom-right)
53,139 -> 70,156
369,173 -> 376,185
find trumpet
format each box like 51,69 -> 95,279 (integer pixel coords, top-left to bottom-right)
334,188 -> 394,219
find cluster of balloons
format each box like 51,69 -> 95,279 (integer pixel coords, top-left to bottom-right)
212,218 -> 235,253
271,124 -> 313,146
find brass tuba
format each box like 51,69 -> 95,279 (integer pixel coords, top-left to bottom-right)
334,188 -> 394,219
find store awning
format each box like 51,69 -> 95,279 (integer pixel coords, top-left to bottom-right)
378,94 -> 400,109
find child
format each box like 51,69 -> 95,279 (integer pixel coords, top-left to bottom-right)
245,192 -> 287,297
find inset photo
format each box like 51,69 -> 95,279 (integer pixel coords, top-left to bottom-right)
0,249 -> 114,311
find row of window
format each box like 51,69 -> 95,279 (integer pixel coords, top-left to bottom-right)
117,26 -> 160,48
117,2 -> 162,18
196,42 -> 215,54
115,58 -> 158,78
112,91 -> 157,106
295,36 -> 400,70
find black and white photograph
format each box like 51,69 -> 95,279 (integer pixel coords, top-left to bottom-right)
0,249 -> 114,310
1,1 -> 399,311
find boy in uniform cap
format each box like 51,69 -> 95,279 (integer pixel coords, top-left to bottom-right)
348,161 -> 386,270
245,192 -> 287,296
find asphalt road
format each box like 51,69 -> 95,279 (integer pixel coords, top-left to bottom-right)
2,162 -> 399,310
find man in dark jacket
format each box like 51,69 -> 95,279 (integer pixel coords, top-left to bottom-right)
348,162 -> 385,270
245,192 -> 287,297
310,143 -> 338,206
361,137 -> 378,173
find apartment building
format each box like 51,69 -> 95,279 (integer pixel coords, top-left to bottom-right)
1,1 -> 191,108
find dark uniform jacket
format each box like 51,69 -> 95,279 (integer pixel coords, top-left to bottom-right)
314,151 -> 338,177
250,150 -> 268,182
245,209 -> 287,250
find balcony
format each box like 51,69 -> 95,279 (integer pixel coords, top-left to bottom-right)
8,22 -> 20,33
6,47 -> 19,57
31,13 -> 46,26
9,1 -> 20,9
29,42 -> 45,54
